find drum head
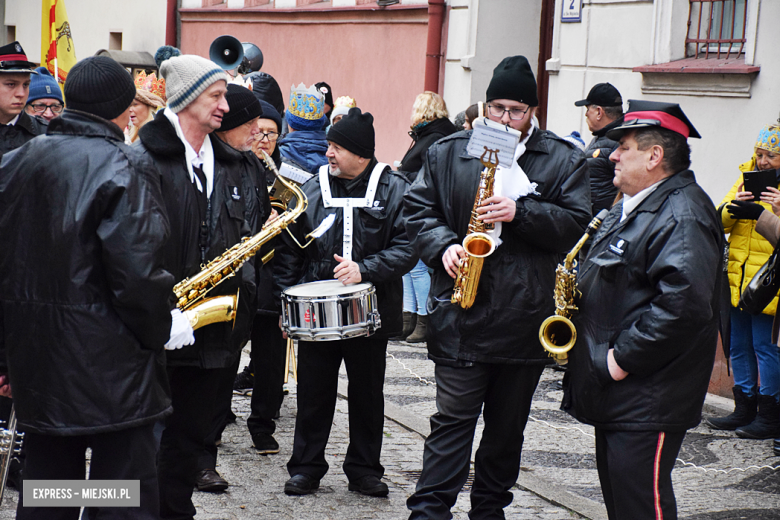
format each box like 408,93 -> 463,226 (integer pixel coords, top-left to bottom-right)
285,280 -> 373,297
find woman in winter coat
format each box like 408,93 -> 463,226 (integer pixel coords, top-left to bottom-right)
396,92 -> 457,343
706,123 -> 780,440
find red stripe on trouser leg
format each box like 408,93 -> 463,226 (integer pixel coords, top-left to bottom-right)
654,432 -> 666,520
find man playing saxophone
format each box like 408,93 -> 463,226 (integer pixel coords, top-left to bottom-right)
404,56 -> 591,519
134,55 -> 265,518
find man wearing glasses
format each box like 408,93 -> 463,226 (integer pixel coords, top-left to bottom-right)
25,67 -> 64,123
404,55 -> 591,519
0,42 -> 47,156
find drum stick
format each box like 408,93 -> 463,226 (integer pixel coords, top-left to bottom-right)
284,338 -> 291,384
290,340 -> 298,382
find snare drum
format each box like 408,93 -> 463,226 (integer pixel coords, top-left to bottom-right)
281,280 -> 381,341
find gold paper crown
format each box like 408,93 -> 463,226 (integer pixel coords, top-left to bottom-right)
135,71 -> 167,103
756,124 -> 780,154
287,83 -> 324,121
334,96 -> 356,108
229,73 -> 253,90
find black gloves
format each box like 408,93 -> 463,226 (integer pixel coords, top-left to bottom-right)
727,200 -> 764,220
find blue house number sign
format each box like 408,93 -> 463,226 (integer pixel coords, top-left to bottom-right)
562,0 -> 582,23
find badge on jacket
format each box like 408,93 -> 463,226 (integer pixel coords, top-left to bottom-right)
230,186 -> 241,201
608,237 -> 628,256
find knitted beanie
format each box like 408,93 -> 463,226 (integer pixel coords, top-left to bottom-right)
28,67 -> 63,104
486,55 -> 538,107
64,56 -> 136,120
255,98 -> 282,132
219,84 -> 263,132
327,107 -> 375,159
161,55 -> 229,113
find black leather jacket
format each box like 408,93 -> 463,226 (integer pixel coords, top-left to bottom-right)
399,117 -> 458,179
0,110 -> 174,435
563,170 -> 724,431
274,160 -> 417,337
135,112 -> 265,368
584,117 -> 623,215
404,128 -> 591,365
0,110 -> 47,156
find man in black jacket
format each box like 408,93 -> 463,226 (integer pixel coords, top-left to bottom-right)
574,82 -> 624,215
134,54 -> 262,519
0,41 -> 47,156
562,101 -> 722,520
404,56 -> 591,519
275,108 -> 416,497
0,55 -> 175,520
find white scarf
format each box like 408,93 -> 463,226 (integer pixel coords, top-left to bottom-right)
488,118 -> 539,245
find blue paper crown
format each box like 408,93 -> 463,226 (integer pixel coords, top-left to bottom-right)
288,83 -> 324,121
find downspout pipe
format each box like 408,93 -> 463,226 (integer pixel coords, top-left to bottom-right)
166,0 -> 178,47
424,0 -> 446,93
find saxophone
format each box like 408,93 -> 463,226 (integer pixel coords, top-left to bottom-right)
539,209 -> 609,365
174,151 -> 307,330
0,405 -> 22,504
451,148 -> 499,309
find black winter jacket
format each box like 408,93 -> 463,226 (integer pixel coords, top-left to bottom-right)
404,128 -> 591,365
584,117 -> 623,215
0,110 -> 47,156
135,111 -> 265,368
563,170 -> 724,431
0,110 -> 174,435
399,117 -> 458,179
274,161 -> 417,337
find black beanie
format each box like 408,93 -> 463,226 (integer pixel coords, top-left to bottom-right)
327,107 -> 375,159
64,56 -> 136,120
255,98 -> 282,132
485,55 -> 538,107
219,84 -> 263,132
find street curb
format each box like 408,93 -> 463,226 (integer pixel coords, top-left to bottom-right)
337,379 -> 608,519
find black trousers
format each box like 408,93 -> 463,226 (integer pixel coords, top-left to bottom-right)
158,366 -> 223,520
197,361 -> 240,472
287,334 -> 387,481
595,429 -> 686,520
407,362 -> 545,520
247,313 -> 286,437
17,424 -> 159,520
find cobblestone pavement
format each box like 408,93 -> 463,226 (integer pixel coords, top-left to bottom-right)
2,339 -> 780,519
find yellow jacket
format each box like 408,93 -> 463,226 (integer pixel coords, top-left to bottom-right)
720,158 -> 778,316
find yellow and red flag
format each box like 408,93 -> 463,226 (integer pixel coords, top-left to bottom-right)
41,0 -> 77,84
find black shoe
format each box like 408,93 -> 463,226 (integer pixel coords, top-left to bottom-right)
735,395 -> 780,439
284,474 -> 319,496
773,438 -> 780,457
195,469 -> 229,492
252,433 -> 280,455
233,366 -> 254,391
405,315 -> 427,344
704,387 -> 758,431
348,475 -> 389,497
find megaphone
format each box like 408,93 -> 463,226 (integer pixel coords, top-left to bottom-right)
209,35 -> 244,70
238,42 -> 264,74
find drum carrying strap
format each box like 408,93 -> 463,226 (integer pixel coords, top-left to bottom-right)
318,162 -> 387,262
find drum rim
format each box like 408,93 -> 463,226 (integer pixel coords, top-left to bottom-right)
283,279 -> 374,298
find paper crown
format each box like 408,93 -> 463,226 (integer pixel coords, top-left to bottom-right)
135,71 -> 167,103
755,124 -> 780,154
287,83 -> 324,121
333,96 -> 356,108
229,73 -> 253,90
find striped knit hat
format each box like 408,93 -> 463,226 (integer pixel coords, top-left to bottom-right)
160,55 -> 229,113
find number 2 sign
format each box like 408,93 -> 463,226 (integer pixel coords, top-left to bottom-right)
562,0 -> 582,23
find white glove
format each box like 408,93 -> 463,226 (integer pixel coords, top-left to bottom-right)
165,309 -> 195,350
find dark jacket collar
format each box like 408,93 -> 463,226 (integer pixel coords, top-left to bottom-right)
593,116 -> 624,138
629,169 -> 696,215
410,117 -> 458,141
46,109 -> 124,141
16,110 -> 47,136
138,110 -> 241,164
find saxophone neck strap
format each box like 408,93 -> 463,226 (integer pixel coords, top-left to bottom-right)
318,162 -> 388,262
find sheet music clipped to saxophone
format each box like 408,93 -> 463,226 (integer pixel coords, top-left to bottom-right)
278,163 -> 314,185
466,117 -> 521,168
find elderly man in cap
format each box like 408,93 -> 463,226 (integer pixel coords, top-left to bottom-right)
0,55 -> 175,519
25,66 -> 64,123
0,41 -> 47,155
134,55 -> 262,519
562,100 -> 723,519
575,82 -> 624,215
404,55 -> 590,519
275,107 -> 416,497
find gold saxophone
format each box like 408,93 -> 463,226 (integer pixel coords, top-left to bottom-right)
174,150 -> 307,330
451,148 -> 499,309
539,209 -> 609,365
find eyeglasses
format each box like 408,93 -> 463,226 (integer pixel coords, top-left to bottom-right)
258,131 -> 279,142
28,103 -> 63,114
487,104 -> 529,120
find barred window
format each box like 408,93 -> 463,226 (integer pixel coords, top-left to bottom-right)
686,0 -> 747,59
